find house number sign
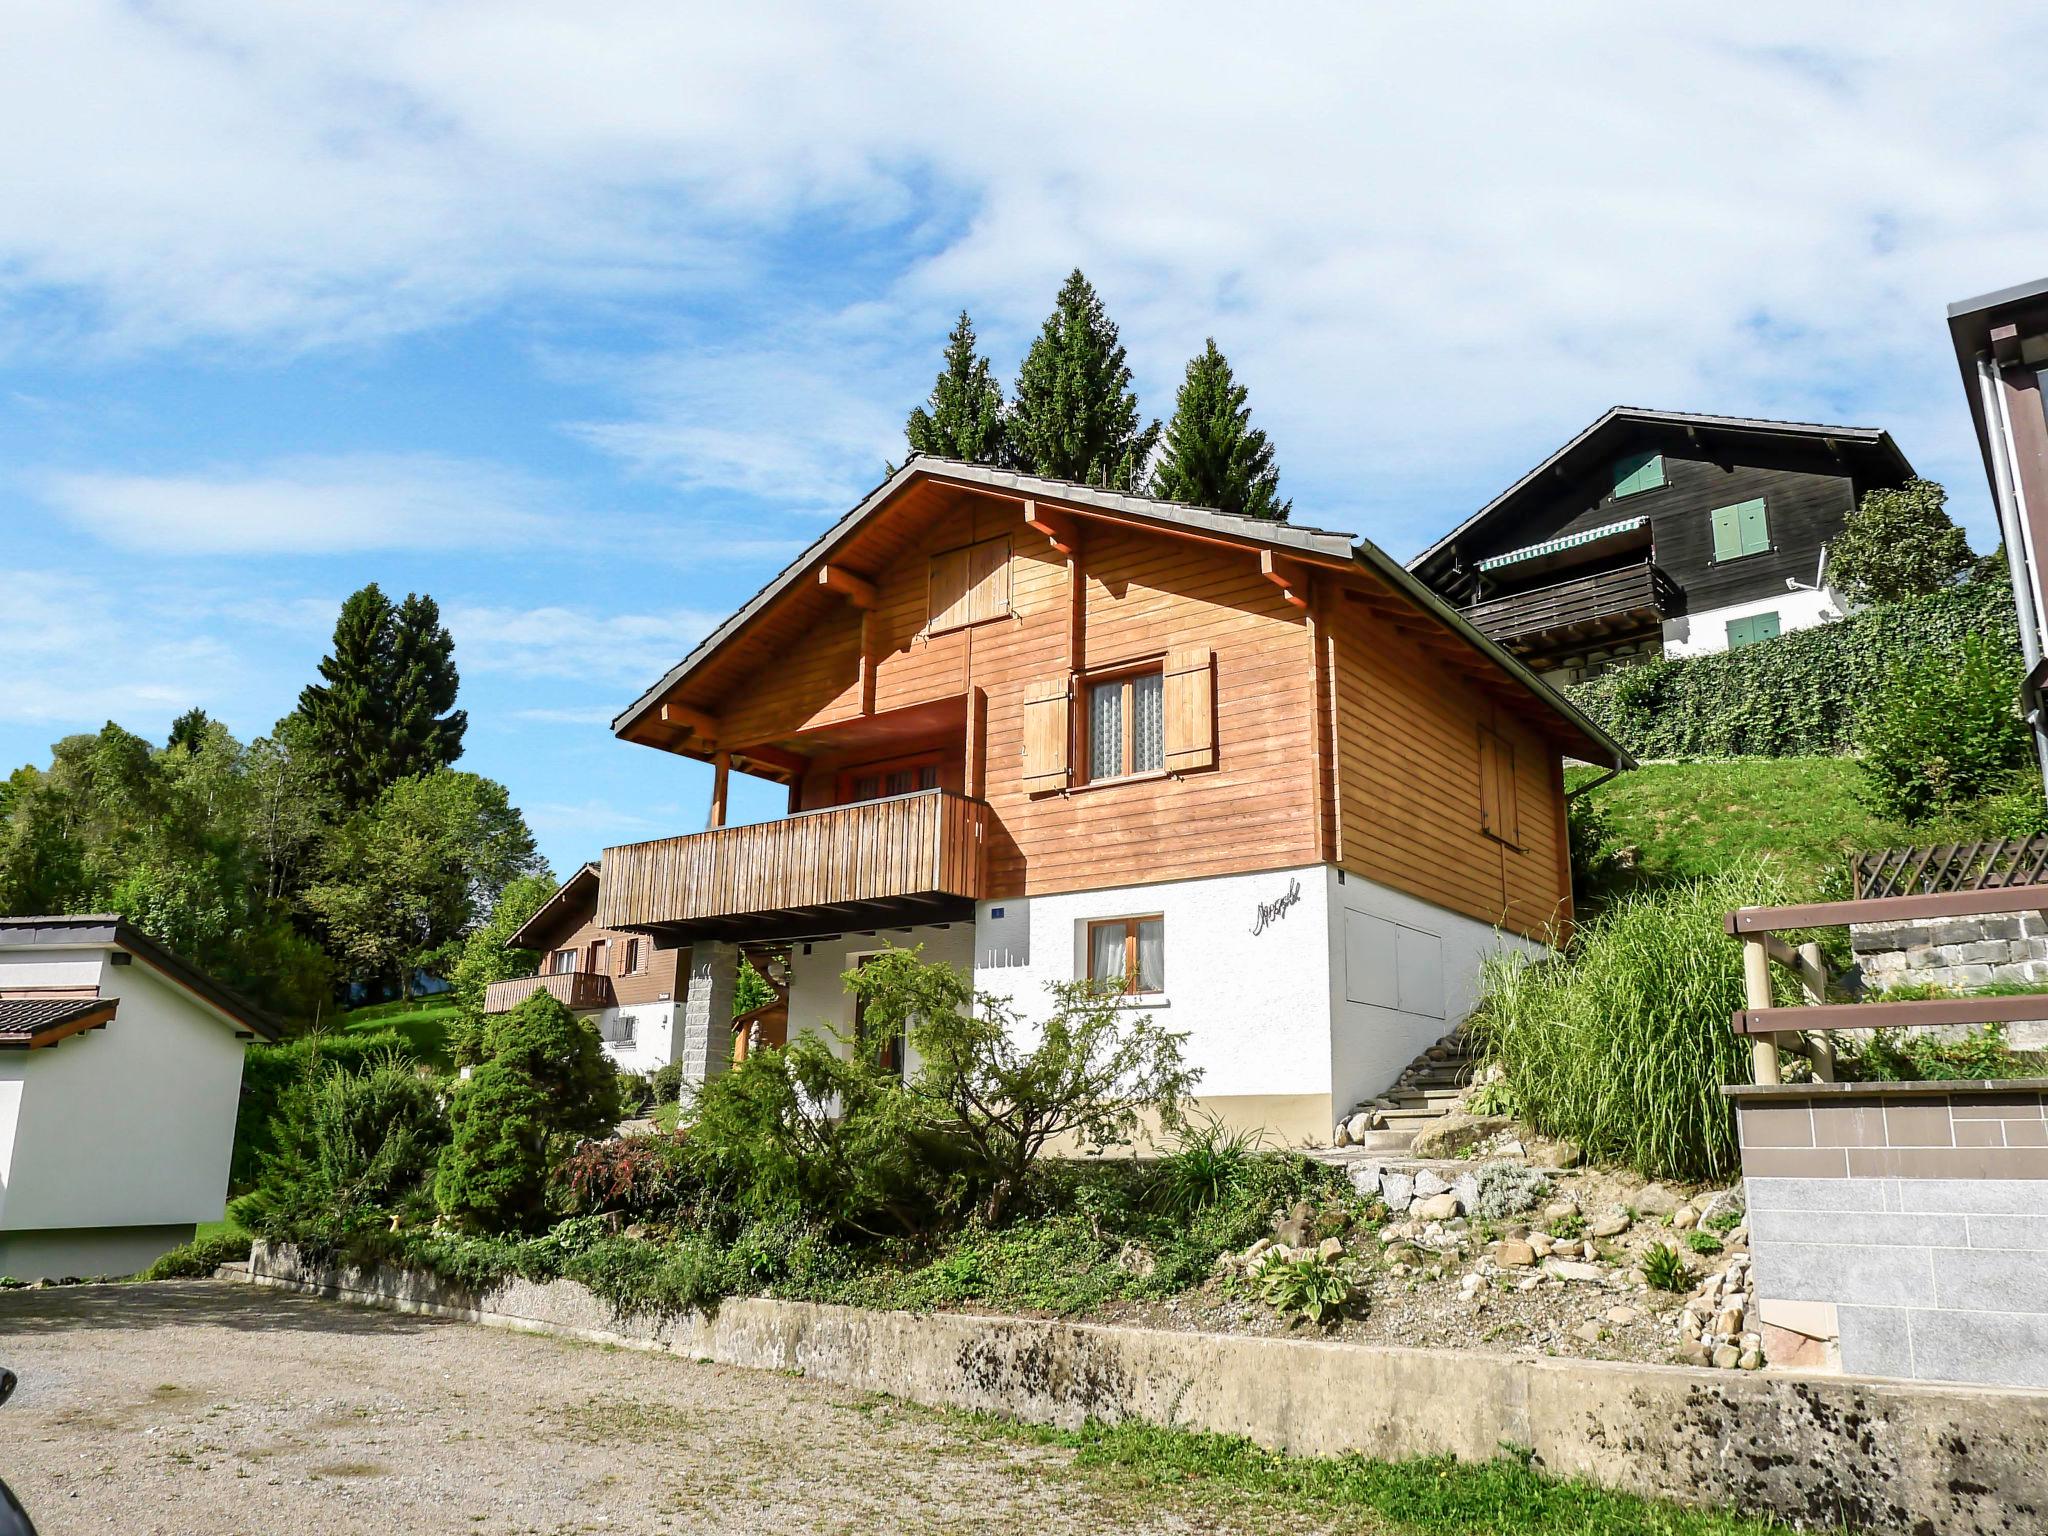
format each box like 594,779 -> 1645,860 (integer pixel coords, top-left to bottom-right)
1250,877 -> 1302,936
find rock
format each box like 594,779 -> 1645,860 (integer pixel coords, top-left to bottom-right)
1496,1138 -> 1527,1158
1680,1311 -> 1703,1340
1273,1217 -> 1312,1248
1738,1349 -> 1764,1371
1493,1239 -> 1537,1268
1118,1242 -> 1157,1277
1673,1206 -> 1699,1231
1678,1338 -> 1710,1366
1451,1174 -> 1482,1213
1542,1198 -> 1580,1223
1346,1112 -> 1374,1142
1634,1183 -> 1681,1217
1605,1306 -> 1639,1326
1543,1259 -> 1605,1283
1459,1272 -> 1484,1294
1413,1168 -> 1452,1199
1379,1172 -> 1416,1212
1528,1232 -> 1554,1257
1589,1211 -> 1631,1239
1333,1120 -> 1352,1147
1712,1344 -> 1741,1369
1573,1321 -> 1604,1345
1531,1138 -> 1584,1170
1242,1238 -> 1273,1265
1413,1192 -> 1464,1222
1411,1113 -> 1512,1159
1316,1236 -> 1345,1262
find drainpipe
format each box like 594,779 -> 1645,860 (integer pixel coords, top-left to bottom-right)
1979,355 -> 2048,792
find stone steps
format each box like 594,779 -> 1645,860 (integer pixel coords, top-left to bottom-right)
1334,1025 -> 1486,1148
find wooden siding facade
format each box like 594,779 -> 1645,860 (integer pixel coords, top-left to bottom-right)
498,901 -> 685,1011
606,475 -> 1601,944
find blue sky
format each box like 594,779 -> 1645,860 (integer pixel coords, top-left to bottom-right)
6,3 -> 2048,875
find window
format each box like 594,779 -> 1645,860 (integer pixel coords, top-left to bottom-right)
602,1014 -> 637,1047
1613,452 -> 1664,498
549,949 -> 578,976
841,754 -> 941,805
586,938 -> 610,975
1477,728 -> 1521,848
1726,612 -> 1781,649
1086,668 -> 1165,782
928,535 -> 1011,633
621,937 -> 643,975
1087,916 -> 1165,995
1709,498 -> 1770,561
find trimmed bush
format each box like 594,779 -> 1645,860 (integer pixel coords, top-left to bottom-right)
1475,866 -> 1795,1182
1565,579 -> 2019,759
1855,634 -> 2030,823
232,1029 -> 418,1190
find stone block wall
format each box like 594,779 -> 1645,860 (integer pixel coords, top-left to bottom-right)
1851,914 -> 2048,1047
1733,1081 -> 2048,1388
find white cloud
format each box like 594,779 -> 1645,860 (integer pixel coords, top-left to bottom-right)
32,453 -> 557,555
510,705 -> 620,727
449,602 -> 722,684
2,5 -> 2045,533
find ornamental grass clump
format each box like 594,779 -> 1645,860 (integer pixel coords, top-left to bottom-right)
1474,865 -> 1795,1183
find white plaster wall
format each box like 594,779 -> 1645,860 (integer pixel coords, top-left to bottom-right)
0,953 -> 245,1233
1661,585 -> 1843,658
970,866 -> 1335,1104
1323,868 -> 1546,1122
596,1002 -> 677,1074
786,922 -> 975,1075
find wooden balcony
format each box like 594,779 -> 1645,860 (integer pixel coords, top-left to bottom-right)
597,789 -> 989,940
483,970 -> 616,1014
1462,560 -> 1679,651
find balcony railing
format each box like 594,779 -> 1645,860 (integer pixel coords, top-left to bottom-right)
1462,560 -> 1679,649
597,788 -> 988,934
483,970 -> 616,1014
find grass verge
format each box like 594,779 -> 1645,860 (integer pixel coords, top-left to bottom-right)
334,996 -> 459,1068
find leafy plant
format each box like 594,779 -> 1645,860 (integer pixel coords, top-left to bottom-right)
1475,866 -> 1793,1181
1153,1113 -> 1266,1218
1545,1210 -> 1586,1241
556,1133 -> 700,1221
1856,634 -> 2029,824
1846,1022 -> 2031,1083
1642,1243 -> 1693,1293
138,1227 -> 254,1280
1464,1074 -> 1519,1119
1470,1162 -> 1548,1220
1255,1250 -> 1358,1326
1704,1207 -> 1744,1235
1685,1230 -> 1723,1256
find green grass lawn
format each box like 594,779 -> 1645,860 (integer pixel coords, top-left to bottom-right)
333,995 -> 461,1068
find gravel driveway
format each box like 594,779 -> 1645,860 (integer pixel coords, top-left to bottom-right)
0,1281 -> 1250,1536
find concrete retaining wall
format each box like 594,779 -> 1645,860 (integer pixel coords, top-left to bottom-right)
248,1241 -> 2048,1534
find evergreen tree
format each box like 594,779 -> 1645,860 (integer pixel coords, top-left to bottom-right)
905,310 -> 1008,465
294,583 -> 465,809
1149,339 -> 1291,520
166,707 -> 215,754
1009,270 -> 1159,489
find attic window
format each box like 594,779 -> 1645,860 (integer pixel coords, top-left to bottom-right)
1612,452 -> 1664,498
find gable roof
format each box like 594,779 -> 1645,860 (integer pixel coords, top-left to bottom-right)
507,863 -> 602,952
0,916 -> 280,1041
1408,407 -> 1915,581
0,995 -> 120,1049
613,457 -> 1632,768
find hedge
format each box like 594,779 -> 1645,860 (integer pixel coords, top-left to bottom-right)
1563,579 -> 2020,760
231,1029 -> 419,1191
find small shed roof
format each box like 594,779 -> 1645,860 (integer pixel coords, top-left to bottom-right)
0,995 -> 120,1049
0,917 -> 280,1041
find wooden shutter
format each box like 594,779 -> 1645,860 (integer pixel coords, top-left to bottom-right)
1752,609 -> 1780,641
1736,498 -> 1770,556
1162,647 -> 1216,772
1709,503 -> 1743,562
1477,728 -> 1520,846
928,545 -> 972,631
1725,616 -> 1752,649
964,536 -> 1011,624
1021,678 -> 1071,793
1613,452 -> 1663,498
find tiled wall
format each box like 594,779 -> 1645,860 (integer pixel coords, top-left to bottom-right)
1736,1085 -> 2048,1388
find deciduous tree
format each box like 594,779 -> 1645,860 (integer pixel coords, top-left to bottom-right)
1829,479 -> 1974,605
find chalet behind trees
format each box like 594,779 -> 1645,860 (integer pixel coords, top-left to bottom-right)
1408,409 -> 1915,685
573,458 -> 1626,1143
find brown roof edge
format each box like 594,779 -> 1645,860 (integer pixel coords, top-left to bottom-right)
0,916 -> 280,1041
507,863 -> 602,952
611,456 -> 1632,771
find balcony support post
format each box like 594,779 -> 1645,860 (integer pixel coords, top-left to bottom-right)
680,940 -> 742,1088
708,752 -> 730,830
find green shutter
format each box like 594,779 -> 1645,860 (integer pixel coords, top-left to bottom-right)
1710,503 -> 1743,562
1726,612 -> 1781,650
1736,498 -> 1770,556
1726,617 -> 1751,649
1613,452 -> 1664,498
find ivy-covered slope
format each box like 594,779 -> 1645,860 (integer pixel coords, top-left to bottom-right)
1563,579 -> 2019,760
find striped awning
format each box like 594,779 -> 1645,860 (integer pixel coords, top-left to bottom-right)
1478,516 -> 1647,571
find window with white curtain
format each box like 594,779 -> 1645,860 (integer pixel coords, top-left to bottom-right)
1086,916 -> 1165,995
1086,667 -> 1165,781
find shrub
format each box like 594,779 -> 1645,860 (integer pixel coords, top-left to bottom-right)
1255,1250 -> 1357,1326
1475,866 -> 1794,1182
1847,1023 -> 2032,1083
1685,1230 -> 1723,1256
851,950 -> 1199,1224
556,1133 -> 701,1221
1566,578 -> 2019,759
1856,635 -> 2029,823
649,1060 -> 687,1105
232,1029 -> 418,1190
138,1227 -> 254,1280
1470,1162 -> 1548,1220
1829,479 -> 1975,605
435,991 -> 619,1233
1642,1243 -> 1693,1293
1153,1113 -> 1266,1218
230,1054 -> 449,1248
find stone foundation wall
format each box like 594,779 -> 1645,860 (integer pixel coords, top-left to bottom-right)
247,1241 -> 2048,1535
1852,915 -> 2048,1046
1733,1080 -> 2048,1389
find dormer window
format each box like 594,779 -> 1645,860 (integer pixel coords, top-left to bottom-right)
1612,452 -> 1664,498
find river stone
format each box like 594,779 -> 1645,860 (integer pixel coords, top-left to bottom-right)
1346,1112 -> 1374,1142
1414,1192 -> 1464,1222
1543,1259 -> 1604,1282
1493,1239 -> 1537,1268
1634,1183 -> 1681,1217
1333,1120 -> 1352,1147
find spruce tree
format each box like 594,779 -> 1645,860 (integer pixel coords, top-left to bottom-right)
1009,270 -> 1159,489
1150,339 -> 1291,520
905,310 -> 1008,465
294,583 -> 465,810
